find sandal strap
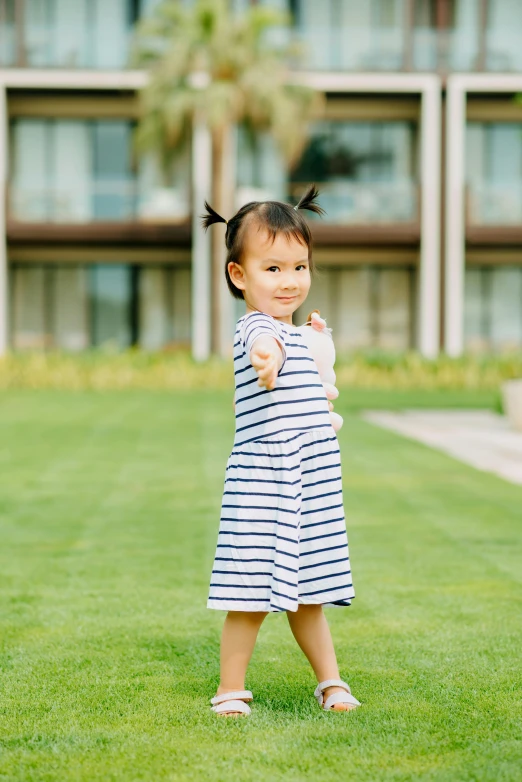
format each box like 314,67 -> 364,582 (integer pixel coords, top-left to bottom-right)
314,679 -> 351,698
323,691 -> 361,711
211,699 -> 251,715
210,690 -> 253,706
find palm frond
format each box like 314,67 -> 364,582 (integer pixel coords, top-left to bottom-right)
132,0 -> 324,176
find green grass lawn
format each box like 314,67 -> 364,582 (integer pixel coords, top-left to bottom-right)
0,389 -> 520,782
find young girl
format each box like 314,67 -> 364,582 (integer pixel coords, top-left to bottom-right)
201,184 -> 359,717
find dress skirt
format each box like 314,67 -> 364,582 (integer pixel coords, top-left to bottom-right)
207,428 -> 355,613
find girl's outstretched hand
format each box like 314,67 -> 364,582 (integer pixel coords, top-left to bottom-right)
250,337 -> 283,390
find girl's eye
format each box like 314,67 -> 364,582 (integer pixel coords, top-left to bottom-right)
268,266 -> 280,272
296,264 -> 307,271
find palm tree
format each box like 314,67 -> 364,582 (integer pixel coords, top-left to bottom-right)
131,0 -> 324,356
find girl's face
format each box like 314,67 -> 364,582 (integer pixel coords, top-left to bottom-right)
228,222 -> 311,324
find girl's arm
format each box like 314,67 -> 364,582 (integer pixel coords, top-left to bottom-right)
250,336 -> 284,391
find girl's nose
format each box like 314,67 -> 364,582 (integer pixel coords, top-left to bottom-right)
281,276 -> 298,291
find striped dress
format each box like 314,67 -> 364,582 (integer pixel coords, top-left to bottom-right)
207,310 -> 355,613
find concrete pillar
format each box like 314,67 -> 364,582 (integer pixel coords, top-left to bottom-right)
0,84 -> 7,356
217,123 -> 235,359
418,78 -> 442,358
444,78 -> 466,357
191,117 -> 212,362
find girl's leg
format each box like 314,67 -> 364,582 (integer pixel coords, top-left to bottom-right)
286,603 -> 356,711
215,610 -> 268,717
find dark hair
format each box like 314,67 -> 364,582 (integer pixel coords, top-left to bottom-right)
200,184 -> 326,300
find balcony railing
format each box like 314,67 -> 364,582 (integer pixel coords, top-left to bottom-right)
289,180 -> 418,224
467,183 -> 522,225
9,181 -> 190,223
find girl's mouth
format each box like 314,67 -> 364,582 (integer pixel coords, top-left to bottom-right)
276,296 -> 297,302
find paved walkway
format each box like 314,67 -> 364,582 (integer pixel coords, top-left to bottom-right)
362,410 -> 522,486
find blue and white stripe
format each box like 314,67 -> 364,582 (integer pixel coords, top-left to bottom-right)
233,312 -> 332,446
207,310 -> 355,613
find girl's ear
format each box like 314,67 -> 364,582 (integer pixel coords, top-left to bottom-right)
228,262 -> 246,291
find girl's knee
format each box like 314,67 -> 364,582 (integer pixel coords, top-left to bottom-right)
297,603 -> 323,614
227,610 -> 268,624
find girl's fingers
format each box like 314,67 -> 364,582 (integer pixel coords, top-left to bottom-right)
251,348 -> 278,389
257,358 -> 276,376
257,360 -> 277,388
251,349 -> 272,368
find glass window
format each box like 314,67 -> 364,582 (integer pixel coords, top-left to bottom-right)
487,0 -> 522,72
448,0 -> 480,71
464,266 -> 522,352
414,0 -> 434,26
238,120 -> 418,224
137,266 -> 192,350
289,121 -> 417,223
139,267 -> 170,350
486,125 -> 522,184
236,126 -> 287,209
11,267 -> 48,350
10,263 -> 194,351
91,0 -> 129,69
53,121 -> 92,222
294,265 -> 414,351
171,268 -> 191,342
336,268 -> 373,349
10,120 -> 50,221
0,0 -> 17,65
294,0 -> 405,71
53,267 -> 89,351
412,0 -> 437,71
10,119 -> 140,223
137,150 -> 190,221
490,268 -> 522,350
24,0 -> 54,66
463,268 -> 486,352
23,0 -> 133,68
377,269 -> 411,350
51,0 -> 89,68
466,123 -> 522,225
93,122 -> 133,220
89,265 -> 132,349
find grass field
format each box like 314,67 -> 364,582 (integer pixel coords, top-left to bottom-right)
0,389 -> 521,781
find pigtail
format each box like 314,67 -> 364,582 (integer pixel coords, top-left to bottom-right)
200,200 -> 228,231
294,183 -> 326,217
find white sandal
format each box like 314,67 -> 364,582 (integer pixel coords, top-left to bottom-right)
314,679 -> 361,711
210,690 -> 253,716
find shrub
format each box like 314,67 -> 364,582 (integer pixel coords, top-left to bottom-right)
1,349 -> 521,391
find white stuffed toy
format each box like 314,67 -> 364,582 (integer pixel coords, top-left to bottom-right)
297,310 -> 343,433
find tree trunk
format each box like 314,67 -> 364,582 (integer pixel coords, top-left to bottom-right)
211,123 -> 235,357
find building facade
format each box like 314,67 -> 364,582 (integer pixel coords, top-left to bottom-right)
1,0 -> 522,358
